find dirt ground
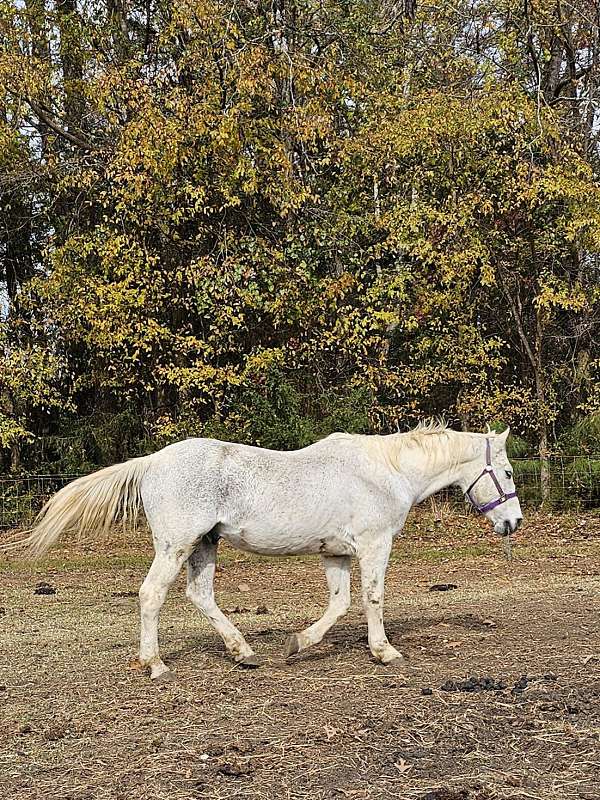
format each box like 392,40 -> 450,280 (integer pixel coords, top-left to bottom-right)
1,507 -> 600,800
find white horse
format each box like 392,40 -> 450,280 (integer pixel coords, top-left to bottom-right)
9,423 -> 522,680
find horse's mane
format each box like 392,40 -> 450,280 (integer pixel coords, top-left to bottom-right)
409,419 -> 450,436
398,419 -> 454,461
359,418 -> 487,472
330,419 -> 490,471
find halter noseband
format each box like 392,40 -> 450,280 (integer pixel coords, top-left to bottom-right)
464,438 -> 518,513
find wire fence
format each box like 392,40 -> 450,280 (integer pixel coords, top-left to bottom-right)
0,456 -> 599,530
433,456 -> 600,510
513,455 -> 600,509
0,474 -> 81,531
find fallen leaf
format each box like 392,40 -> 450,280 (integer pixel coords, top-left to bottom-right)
394,758 -> 412,774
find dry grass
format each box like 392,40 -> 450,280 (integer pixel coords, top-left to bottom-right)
1,506 -> 600,800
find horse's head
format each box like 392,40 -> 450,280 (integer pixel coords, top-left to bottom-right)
460,428 -> 523,535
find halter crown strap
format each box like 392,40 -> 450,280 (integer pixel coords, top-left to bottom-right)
464,438 -> 518,514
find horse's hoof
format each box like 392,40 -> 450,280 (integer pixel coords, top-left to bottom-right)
284,634 -> 301,658
238,654 -> 263,669
152,669 -> 176,683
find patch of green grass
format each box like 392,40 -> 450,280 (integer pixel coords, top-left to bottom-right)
0,552 -> 152,575
391,542 -> 493,563
0,543 -> 315,577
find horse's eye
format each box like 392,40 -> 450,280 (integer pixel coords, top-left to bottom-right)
505,470 -> 513,479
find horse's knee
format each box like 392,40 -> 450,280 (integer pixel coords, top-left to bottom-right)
362,580 -> 383,606
139,583 -> 162,611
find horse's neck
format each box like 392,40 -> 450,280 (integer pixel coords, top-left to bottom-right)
388,431 -> 475,505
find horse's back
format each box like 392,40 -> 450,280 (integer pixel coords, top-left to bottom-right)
141,434 -> 376,537
149,433 -> 360,471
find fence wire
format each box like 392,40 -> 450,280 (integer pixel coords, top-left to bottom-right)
0,474 -> 80,531
0,456 -> 599,529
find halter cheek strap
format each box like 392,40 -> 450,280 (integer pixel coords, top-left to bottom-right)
464,438 -> 518,514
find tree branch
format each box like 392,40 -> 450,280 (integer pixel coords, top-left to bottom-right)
498,273 -> 538,373
25,97 -> 96,151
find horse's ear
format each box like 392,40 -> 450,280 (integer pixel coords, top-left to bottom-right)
485,423 -> 492,434
498,426 -> 510,444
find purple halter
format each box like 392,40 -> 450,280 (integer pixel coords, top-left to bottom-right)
464,438 -> 518,514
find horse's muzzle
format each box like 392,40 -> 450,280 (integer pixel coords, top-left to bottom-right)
502,518 -> 522,535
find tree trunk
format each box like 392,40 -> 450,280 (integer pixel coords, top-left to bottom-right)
24,0 -> 52,157
538,417 -> 551,506
10,441 -> 21,474
500,265 -> 551,506
56,0 -> 84,132
534,304 -> 551,505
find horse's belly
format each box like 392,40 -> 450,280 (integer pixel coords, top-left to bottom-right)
216,523 -> 356,557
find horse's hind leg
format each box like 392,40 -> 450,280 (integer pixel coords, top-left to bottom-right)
285,555 -> 351,657
186,534 -> 260,667
138,546 -> 193,680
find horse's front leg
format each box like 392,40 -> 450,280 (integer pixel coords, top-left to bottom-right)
357,533 -> 403,665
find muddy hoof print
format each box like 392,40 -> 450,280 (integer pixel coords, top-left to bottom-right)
284,634 -> 301,658
152,670 -> 176,684
238,654 -> 263,669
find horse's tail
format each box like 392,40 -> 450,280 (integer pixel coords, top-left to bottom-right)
1,455 -> 152,558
